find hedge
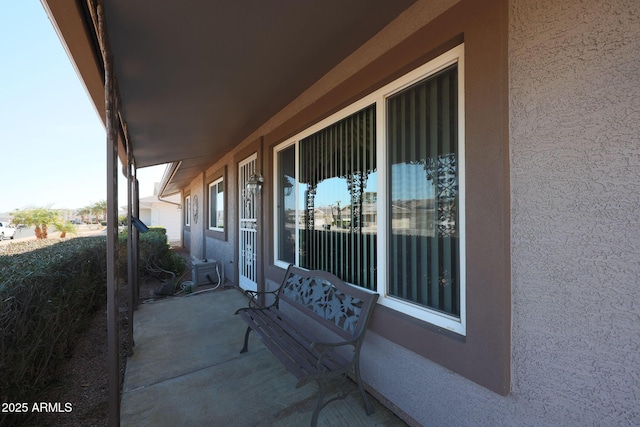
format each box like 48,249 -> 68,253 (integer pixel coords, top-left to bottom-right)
117,227 -> 186,280
0,231 -> 185,425
0,237 -> 107,419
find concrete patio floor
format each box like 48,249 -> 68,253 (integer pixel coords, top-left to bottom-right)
121,287 -> 407,426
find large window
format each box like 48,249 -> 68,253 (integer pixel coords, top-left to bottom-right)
276,105 -> 376,291
387,65 -> 461,319
300,106 -> 377,289
208,178 -> 224,231
274,45 -> 465,333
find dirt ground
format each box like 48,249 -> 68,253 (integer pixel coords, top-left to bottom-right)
24,304 -> 110,427
20,250 -> 222,427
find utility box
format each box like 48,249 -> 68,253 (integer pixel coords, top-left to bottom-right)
192,259 -> 223,286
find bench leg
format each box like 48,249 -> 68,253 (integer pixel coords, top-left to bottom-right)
309,369 -> 373,425
240,326 -> 252,353
355,363 -> 375,415
310,379 -> 327,427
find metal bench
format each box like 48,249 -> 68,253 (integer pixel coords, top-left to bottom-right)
234,265 -> 379,426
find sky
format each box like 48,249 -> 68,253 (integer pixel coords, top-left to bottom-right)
0,2 -> 166,214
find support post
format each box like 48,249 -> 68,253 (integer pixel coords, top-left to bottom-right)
133,176 -> 140,307
126,153 -> 135,356
97,1 -> 121,425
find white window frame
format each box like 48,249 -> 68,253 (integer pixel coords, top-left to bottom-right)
273,45 -> 466,334
273,141 -> 298,267
184,195 -> 191,227
208,178 -> 224,231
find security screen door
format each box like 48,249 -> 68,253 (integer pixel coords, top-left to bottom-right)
238,154 -> 258,292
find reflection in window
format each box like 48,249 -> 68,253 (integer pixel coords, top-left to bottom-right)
276,146 -> 296,263
387,64 -> 460,317
299,105 -> 377,290
185,195 -> 191,226
208,179 -> 224,230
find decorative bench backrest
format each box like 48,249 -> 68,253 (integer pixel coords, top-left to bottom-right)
278,266 -> 378,340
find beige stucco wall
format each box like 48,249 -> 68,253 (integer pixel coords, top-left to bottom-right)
205,154 -> 237,285
366,0 -> 640,425
188,173 -> 205,260
509,0 -> 640,423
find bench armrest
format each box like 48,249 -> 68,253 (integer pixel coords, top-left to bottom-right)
309,339 -> 357,351
310,340 -> 359,371
242,288 -> 281,309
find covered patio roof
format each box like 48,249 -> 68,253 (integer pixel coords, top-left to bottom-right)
43,0 -> 416,195
41,2 -> 419,425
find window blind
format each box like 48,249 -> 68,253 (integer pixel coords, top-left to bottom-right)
387,65 -> 460,316
298,105 -> 377,290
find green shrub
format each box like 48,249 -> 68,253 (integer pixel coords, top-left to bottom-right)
147,226 -> 166,235
117,229 -> 186,279
139,231 -> 186,280
0,237 -> 107,419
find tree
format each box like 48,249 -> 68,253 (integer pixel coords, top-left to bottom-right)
91,200 -> 107,222
52,220 -> 77,239
12,207 -> 61,239
76,207 -> 91,224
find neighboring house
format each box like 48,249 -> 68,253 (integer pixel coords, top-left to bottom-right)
44,0 -> 639,425
137,184 -> 181,244
120,184 -> 182,244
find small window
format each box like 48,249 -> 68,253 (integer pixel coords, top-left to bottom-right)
185,195 -> 191,227
276,145 -> 296,264
208,178 -> 224,231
